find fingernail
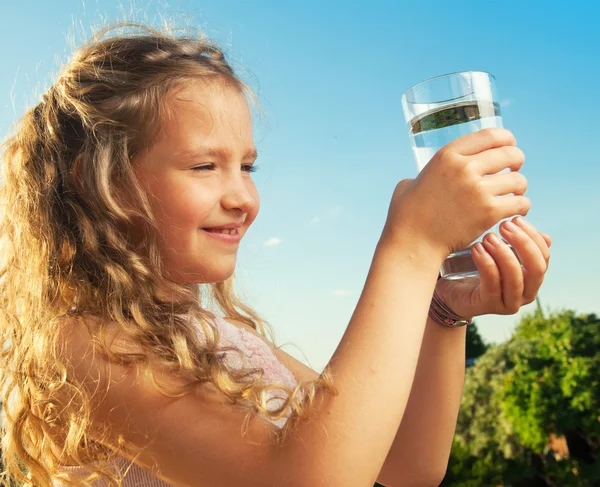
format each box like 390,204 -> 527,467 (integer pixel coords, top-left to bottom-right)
488,233 -> 502,245
504,221 -> 517,232
472,242 -> 484,254
514,216 -> 527,228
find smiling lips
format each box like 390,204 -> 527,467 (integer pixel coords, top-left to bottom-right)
201,220 -> 244,243
202,221 -> 244,230
201,227 -> 242,244
204,228 -> 238,235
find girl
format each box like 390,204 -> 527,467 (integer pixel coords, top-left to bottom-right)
0,22 -> 551,487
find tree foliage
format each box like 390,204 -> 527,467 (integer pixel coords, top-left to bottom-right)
442,310 -> 600,486
465,321 -> 488,360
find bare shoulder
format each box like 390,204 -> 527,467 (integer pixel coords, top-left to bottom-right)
54,314 -> 299,487
223,318 -> 320,383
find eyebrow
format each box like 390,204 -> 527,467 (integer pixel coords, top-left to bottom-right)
177,146 -> 258,161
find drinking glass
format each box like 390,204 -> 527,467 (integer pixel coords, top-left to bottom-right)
401,71 -> 509,280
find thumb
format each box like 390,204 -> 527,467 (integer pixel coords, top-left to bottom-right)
394,178 -> 415,197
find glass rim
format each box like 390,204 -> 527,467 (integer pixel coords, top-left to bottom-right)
402,70 -> 496,98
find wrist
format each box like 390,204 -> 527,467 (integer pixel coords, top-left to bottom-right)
428,289 -> 473,328
376,229 -> 447,273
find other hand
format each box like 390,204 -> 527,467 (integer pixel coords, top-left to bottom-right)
435,216 -> 551,318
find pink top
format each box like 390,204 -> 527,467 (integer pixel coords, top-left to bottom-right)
53,315 -> 298,486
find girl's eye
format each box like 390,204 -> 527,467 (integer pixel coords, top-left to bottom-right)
191,164 -> 259,173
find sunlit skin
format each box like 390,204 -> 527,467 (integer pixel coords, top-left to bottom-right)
131,78 -> 552,307
114,79 -> 553,486
133,80 -> 260,284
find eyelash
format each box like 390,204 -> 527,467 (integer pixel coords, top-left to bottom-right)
191,164 -> 259,173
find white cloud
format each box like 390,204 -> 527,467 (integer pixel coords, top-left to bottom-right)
310,206 -> 343,224
327,206 -> 343,218
331,289 -> 352,297
500,99 -> 513,108
263,237 -> 282,247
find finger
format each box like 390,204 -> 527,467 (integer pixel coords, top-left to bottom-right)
512,217 -> 551,265
481,171 -> 528,196
446,128 -> 517,157
541,232 -> 552,248
472,145 -> 526,175
482,232 -> 524,313
471,242 -> 502,307
499,220 -> 546,304
494,195 -> 531,221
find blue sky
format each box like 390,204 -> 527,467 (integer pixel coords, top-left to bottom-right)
1,0 -> 599,371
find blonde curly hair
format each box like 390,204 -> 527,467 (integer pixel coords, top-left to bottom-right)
0,21 -> 337,487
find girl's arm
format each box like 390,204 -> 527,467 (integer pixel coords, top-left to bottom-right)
239,315 -> 465,487
377,216 -> 552,487
295,238 -> 445,487
61,129 -> 524,487
62,236 -> 445,487
376,318 -> 466,486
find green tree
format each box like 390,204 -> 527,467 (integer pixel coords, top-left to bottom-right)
442,310 -> 600,486
501,311 -> 600,485
465,321 -> 488,360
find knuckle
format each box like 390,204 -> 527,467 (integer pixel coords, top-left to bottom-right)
447,151 -> 464,167
533,260 -> 547,275
514,146 -> 526,163
502,145 -> 514,158
435,146 -> 452,163
515,173 -> 528,193
503,129 -> 518,145
436,145 -> 448,158
528,268 -> 542,280
465,160 -> 481,178
396,178 -> 413,191
505,145 -> 525,163
484,128 -> 515,146
482,197 -> 497,219
519,196 -> 531,215
483,128 -> 500,144
508,303 -> 521,314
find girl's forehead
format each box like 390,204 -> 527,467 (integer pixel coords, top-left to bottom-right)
142,81 -> 254,164
167,79 -> 247,113
163,81 -> 251,133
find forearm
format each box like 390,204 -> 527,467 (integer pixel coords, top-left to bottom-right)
377,316 -> 467,487
284,240 -> 444,487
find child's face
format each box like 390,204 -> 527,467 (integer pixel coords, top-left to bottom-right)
133,80 -> 260,284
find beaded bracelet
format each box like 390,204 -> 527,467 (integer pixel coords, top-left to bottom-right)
428,290 -> 473,328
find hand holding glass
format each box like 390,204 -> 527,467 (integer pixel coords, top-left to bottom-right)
401,71 -> 517,280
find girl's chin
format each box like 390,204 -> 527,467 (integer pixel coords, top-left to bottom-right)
179,267 -> 236,284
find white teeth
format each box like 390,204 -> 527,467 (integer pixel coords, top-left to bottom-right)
205,227 -> 238,235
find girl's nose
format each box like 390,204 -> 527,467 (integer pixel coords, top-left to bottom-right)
220,174 -> 256,212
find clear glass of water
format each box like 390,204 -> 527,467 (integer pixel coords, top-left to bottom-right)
401,71 -> 507,280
